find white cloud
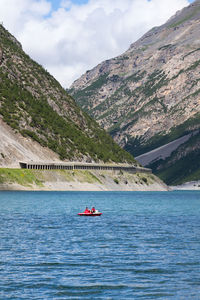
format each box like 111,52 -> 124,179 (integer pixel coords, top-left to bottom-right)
0,0 -> 190,87
60,0 -> 72,9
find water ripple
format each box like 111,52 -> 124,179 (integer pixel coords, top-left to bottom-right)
0,191 -> 200,299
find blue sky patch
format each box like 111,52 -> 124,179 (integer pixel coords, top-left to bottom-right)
50,0 -> 89,11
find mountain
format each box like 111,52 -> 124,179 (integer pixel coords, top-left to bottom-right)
69,0 -> 200,185
0,24 -> 135,167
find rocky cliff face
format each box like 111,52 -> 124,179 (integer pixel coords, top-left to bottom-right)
70,0 -> 200,184
0,24 -> 135,166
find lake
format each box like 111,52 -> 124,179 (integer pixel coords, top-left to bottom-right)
0,191 -> 200,299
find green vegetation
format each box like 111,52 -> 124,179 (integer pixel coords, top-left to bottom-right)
0,77 -> 134,162
149,133 -> 200,185
0,168 -> 101,186
114,178 -> 119,184
168,15 -> 193,28
142,70 -> 168,97
134,173 -> 153,185
171,59 -> 200,81
112,95 -> 166,140
124,135 -> 144,157
72,67 -> 170,141
140,46 -> 149,52
93,69 -> 168,135
183,47 -> 200,60
0,24 -> 135,164
126,70 -> 147,83
109,70 -> 168,135
153,149 -> 200,185
71,70 -> 147,123
168,6 -> 200,29
125,113 -> 200,157
171,68 -> 185,80
0,168 -> 159,189
158,44 -> 173,51
0,169 -> 44,187
73,170 -> 102,184
120,56 -> 129,60
183,88 -> 200,101
70,73 -> 109,111
186,59 -> 200,72
141,176 -> 148,184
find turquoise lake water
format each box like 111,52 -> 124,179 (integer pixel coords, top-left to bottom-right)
0,190 -> 200,299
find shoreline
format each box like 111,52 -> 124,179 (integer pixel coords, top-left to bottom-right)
170,181 -> 200,191
0,169 -> 169,192
0,180 -> 168,192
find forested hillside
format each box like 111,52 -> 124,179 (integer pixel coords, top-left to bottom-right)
0,24 -> 135,166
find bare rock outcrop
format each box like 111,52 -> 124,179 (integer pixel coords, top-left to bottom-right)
69,0 -> 200,184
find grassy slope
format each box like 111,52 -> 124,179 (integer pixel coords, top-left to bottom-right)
0,168 -> 159,189
0,169 -> 44,187
0,169 -> 102,187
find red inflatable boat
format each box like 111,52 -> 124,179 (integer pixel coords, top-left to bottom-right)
78,211 -> 102,216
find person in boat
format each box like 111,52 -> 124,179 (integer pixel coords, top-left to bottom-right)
91,207 -> 96,214
84,207 -> 90,213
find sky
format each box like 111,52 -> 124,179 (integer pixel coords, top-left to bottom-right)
0,0 -> 194,87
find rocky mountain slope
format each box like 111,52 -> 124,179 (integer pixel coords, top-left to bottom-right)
0,117 -> 61,167
0,24 -> 135,167
70,0 -> 200,184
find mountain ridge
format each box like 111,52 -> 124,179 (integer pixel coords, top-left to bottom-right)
70,0 -> 200,184
0,23 -> 135,166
